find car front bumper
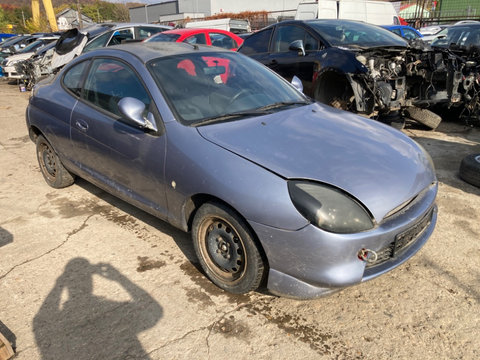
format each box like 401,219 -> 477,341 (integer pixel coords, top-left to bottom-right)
249,183 -> 438,299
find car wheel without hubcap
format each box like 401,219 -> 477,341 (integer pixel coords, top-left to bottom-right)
192,202 -> 266,294
36,135 -> 75,188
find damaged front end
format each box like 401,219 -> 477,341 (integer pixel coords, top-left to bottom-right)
15,28 -> 87,90
314,41 -> 479,128
350,47 -> 408,115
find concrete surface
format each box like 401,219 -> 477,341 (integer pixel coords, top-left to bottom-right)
0,81 -> 479,359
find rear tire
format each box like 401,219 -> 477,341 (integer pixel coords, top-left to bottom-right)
192,202 -> 266,294
405,107 -> 442,130
459,153 -> 480,188
36,135 -> 75,188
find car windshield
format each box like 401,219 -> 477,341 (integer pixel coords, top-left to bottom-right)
19,39 -> 50,53
145,33 -> 181,42
308,20 -> 407,48
148,52 -> 309,125
0,36 -> 28,49
431,25 -> 480,48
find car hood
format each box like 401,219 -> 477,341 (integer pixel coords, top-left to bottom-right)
5,52 -> 34,64
197,103 -> 436,221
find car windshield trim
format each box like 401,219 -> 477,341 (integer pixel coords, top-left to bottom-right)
192,101 -> 311,126
308,21 -> 407,48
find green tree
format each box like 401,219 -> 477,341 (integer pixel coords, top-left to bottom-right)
82,1 -> 129,23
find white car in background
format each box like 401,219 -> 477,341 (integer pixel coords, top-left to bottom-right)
1,36 -> 58,79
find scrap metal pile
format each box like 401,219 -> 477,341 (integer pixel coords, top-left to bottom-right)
337,38 -> 480,128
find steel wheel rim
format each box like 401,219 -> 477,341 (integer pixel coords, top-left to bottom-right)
39,142 -> 57,182
198,216 -> 247,284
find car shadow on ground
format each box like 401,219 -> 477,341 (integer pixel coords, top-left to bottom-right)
75,178 -> 196,263
0,320 -> 16,353
0,227 -> 13,248
33,258 -> 163,359
73,179 -> 272,300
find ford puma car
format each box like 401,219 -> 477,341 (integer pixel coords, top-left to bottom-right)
26,43 -> 437,299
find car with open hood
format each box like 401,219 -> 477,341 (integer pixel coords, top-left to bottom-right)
26,42 -> 437,299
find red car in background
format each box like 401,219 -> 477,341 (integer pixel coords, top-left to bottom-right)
143,28 -> 243,51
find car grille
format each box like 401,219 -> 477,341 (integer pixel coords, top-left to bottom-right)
366,208 -> 433,268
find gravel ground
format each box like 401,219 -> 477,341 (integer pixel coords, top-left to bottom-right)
0,80 -> 478,360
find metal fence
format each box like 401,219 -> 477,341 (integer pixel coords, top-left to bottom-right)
399,0 -> 480,27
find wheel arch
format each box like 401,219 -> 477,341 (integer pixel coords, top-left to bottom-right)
27,124 -> 43,143
314,68 -> 373,114
314,68 -> 353,104
183,193 -> 270,266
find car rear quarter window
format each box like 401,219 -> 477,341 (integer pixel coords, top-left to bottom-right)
63,60 -> 89,97
82,58 -> 151,117
209,32 -> 236,49
238,28 -> 272,55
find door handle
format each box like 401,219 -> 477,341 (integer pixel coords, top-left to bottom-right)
75,119 -> 89,131
269,59 -> 278,66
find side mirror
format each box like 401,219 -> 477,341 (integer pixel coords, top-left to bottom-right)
118,97 -> 158,132
291,75 -> 304,93
289,39 -> 306,57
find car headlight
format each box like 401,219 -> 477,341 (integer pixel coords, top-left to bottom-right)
288,181 -> 374,233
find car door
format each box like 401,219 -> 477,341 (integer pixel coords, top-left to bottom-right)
267,24 -> 321,96
69,57 -> 168,217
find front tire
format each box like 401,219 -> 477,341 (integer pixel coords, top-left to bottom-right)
36,135 -> 75,188
192,202 -> 266,294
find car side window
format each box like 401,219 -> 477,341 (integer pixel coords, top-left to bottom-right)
82,31 -> 111,53
62,60 -> 89,97
184,33 -> 207,45
82,58 -> 151,117
402,28 -> 419,40
108,29 -> 134,46
272,25 -> 319,53
137,27 -> 166,40
210,32 -> 236,49
239,28 -> 272,55
391,28 -> 402,36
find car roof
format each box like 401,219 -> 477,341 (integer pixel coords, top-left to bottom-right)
109,23 -> 172,30
450,22 -> 480,27
163,28 -> 233,35
84,42 -> 230,63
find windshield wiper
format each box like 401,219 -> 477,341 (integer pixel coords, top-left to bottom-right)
192,110 -> 271,126
254,100 -> 311,111
192,101 -> 310,126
